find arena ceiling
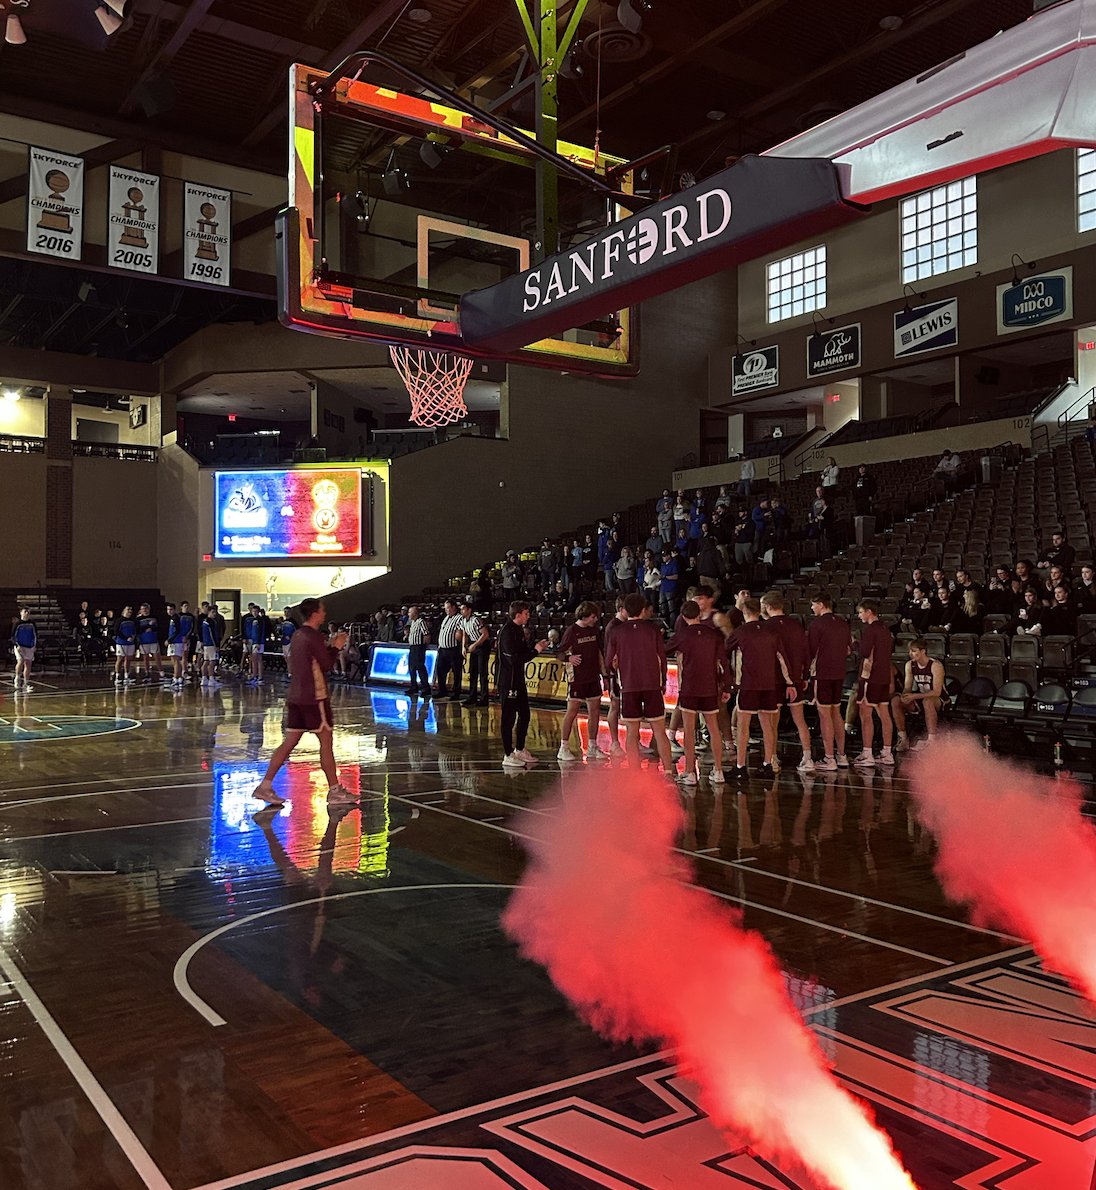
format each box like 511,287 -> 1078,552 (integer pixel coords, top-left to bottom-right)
0,0 -> 1043,364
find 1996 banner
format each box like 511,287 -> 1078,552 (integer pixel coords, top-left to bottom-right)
183,181 -> 231,287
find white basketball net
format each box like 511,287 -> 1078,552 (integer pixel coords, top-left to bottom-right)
389,345 -> 474,428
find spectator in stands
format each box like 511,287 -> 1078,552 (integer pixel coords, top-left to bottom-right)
955,568 -> 981,596
582,534 -> 597,589
615,546 -> 637,594
642,551 -> 662,607
1039,530 -> 1076,576
733,509 -> 754,567
770,496 -> 790,547
715,485 -> 732,513
657,489 -> 674,543
1075,562 -> 1096,614
931,568 -> 956,594
72,611 -> 94,663
751,497 -> 772,554
853,464 -> 877,518
1014,559 -> 1035,586
910,567 -> 928,591
645,524 -> 664,562
821,457 -> 839,489
984,570 -> 1016,617
539,538 -> 558,593
737,457 -> 756,497
673,523 -> 691,563
12,607 -> 37,692
904,585 -> 936,635
549,580 -> 576,615
695,526 -> 723,596
673,490 -> 690,536
930,586 -> 959,633
1042,585 -> 1078,637
502,552 -> 523,600
659,546 -> 681,621
687,501 -> 704,555
710,506 -> 732,571
374,609 -> 396,643
603,529 -> 623,592
469,568 -> 493,614
1014,587 -> 1044,635
932,449 -> 961,496
950,587 -> 984,635
1039,565 -> 1068,607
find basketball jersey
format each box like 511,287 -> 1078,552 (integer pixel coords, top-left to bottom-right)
911,659 -> 935,694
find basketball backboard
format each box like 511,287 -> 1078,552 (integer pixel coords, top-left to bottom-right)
278,62 -> 638,377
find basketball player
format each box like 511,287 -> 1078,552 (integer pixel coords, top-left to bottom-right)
12,607 -> 36,692
603,593 -> 673,773
177,601 -> 196,681
242,602 -> 267,683
253,598 -> 353,806
114,605 -> 138,686
601,596 -> 628,757
199,603 -> 224,689
807,591 -> 852,770
558,601 -> 605,761
726,598 -> 796,780
136,602 -> 163,684
891,638 -> 945,751
760,590 -> 814,772
498,601 -> 549,768
666,599 -> 727,785
165,602 -> 186,688
854,599 -> 896,768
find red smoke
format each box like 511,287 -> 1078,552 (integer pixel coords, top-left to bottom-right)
502,770 -> 917,1190
908,733 -> 1096,1001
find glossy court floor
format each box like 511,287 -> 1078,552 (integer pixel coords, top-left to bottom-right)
0,672 -> 1093,1190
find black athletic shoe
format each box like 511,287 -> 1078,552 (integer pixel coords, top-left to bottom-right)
461,698 -> 477,707
734,765 -> 749,781
407,685 -> 419,694
476,697 -> 489,706
759,763 -> 776,780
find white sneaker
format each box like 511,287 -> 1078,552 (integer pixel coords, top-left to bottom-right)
252,780 -> 283,804
124,677 -> 135,686
877,748 -> 896,767
327,784 -> 358,804
208,680 -> 222,690
797,756 -> 815,773
710,769 -> 726,784
113,677 -> 123,685
586,744 -> 608,761
895,736 -> 910,753
853,751 -> 875,768
679,769 -> 698,786
835,753 -> 850,768
502,752 -> 526,769
610,741 -> 625,757
517,748 -> 536,764
557,743 -> 578,762
816,756 -> 838,772
21,684 -> 33,693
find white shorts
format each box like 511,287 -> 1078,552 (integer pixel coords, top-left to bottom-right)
283,646 -> 292,660
14,645 -> 34,662
117,643 -> 136,658
202,644 -> 219,661
168,642 -> 186,657
242,639 -> 256,654
140,643 -> 160,656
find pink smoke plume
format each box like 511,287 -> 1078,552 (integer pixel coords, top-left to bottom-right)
502,771 -> 917,1190
908,732 -> 1096,1001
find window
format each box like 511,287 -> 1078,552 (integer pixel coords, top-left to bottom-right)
766,246 -> 827,323
900,176 -> 977,283
1078,149 -> 1096,232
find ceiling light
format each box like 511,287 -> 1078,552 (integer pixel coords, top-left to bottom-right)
5,13 -> 25,44
3,388 -> 22,402
408,7 -> 432,23
879,15 -> 903,30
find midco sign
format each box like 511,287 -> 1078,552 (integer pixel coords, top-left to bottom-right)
460,155 -> 860,356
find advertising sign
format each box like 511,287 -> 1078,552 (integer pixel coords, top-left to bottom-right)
807,323 -> 861,377
214,469 -> 363,559
732,344 -> 780,395
183,181 -> 231,286
368,644 -> 438,685
997,268 -> 1072,334
108,166 -> 160,274
894,298 -> 958,358
27,146 -> 84,260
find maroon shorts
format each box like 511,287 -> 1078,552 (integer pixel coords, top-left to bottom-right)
858,678 -> 891,706
621,689 -> 665,722
812,677 -> 845,706
679,693 -> 719,714
737,687 -> 778,713
286,699 -> 333,732
568,680 -> 602,701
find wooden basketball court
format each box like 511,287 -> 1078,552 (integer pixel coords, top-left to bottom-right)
0,674 -> 1091,1189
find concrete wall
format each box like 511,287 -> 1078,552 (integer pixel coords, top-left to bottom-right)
0,454 -> 47,587
157,443 -> 202,604
71,457 -> 158,588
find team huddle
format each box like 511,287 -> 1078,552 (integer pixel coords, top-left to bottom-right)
534,587 -> 944,781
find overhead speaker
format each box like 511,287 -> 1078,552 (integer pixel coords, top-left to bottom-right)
132,74 -> 178,119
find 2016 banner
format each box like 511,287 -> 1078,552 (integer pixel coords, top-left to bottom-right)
107,166 -> 160,274
183,181 -> 231,287
27,146 -> 84,261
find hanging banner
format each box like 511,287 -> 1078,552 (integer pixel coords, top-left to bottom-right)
27,146 -> 84,261
732,344 -> 780,395
183,182 -> 231,286
107,166 -> 160,274
997,267 -> 1072,334
807,323 -> 861,377
893,297 -> 958,358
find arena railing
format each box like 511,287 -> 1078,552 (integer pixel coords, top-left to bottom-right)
72,442 -> 158,462
0,433 -> 45,454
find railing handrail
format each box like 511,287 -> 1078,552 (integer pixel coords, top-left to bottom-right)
71,442 -> 158,462
1057,385 -> 1094,433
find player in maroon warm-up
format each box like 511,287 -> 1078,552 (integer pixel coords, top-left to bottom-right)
807,591 -> 853,770
666,599 -> 728,786
601,597 -> 628,757
603,593 -> 673,772
726,598 -> 796,781
557,602 -> 605,762
760,590 -> 814,773
854,598 -> 896,769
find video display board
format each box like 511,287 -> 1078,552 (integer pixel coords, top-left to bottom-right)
214,469 -> 364,559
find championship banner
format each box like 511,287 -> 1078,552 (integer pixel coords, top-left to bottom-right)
183,182 -> 231,286
27,146 -> 84,260
107,166 -> 160,274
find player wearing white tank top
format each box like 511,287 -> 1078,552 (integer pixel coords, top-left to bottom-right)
891,638 -> 946,752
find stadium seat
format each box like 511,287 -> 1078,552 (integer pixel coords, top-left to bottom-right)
978,634 -> 1008,661
989,679 -> 1033,724
944,657 -> 973,686
952,676 -> 997,732
1008,659 -> 1040,689
983,614 -> 1011,634
1010,635 -> 1040,662
947,633 -> 978,659
1042,636 -> 1075,672
976,658 -> 1005,687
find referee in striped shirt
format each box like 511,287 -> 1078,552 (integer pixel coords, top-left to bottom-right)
459,599 -> 490,706
435,599 -> 464,701
406,605 -> 431,696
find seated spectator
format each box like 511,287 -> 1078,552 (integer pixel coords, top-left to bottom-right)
614,546 -> 637,594
1014,559 -> 1035,586
545,628 -> 562,654
984,570 -> 1017,617
955,568 -> 981,596
905,586 -> 936,634
909,566 -> 928,591
950,588 -> 984,635
1039,565 -> 1068,606
931,568 -> 956,595
549,580 -> 576,614
932,449 -> 961,495
930,586 -> 958,633
1042,585 -> 1078,636
1038,530 -> 1076,576
1013,587 -> 1044,635
1075,562 -> 1096,614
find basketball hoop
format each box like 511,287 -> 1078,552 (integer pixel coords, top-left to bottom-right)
389,344 -> 474,427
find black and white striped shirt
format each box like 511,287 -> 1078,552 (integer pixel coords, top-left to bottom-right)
459,613 -> 484,648
438,613 -> 463,649
407,618 -> 429,646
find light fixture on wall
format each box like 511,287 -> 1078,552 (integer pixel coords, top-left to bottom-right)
900,282 -> 926,314
2,387 -> 22,402
732,333 -> 756,367
1010,252 -> 1038,286
810,311 -> 835,339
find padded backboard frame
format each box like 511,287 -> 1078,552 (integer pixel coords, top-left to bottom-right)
280,63 -> 638,376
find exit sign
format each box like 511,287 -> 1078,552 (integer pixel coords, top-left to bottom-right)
827,393 -> 841,403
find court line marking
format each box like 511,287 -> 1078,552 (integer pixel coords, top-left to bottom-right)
174,883 -> 516,1028
0,717 -> 143,744
189,942 -> 1032,1190
0,770 -> 211,795
6,816 -> 211,842
0,944 -> 173,1190
1,781 -> 212,810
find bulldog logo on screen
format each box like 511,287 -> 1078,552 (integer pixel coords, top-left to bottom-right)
224,482 -> 268,528
311,478 -> 341,535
